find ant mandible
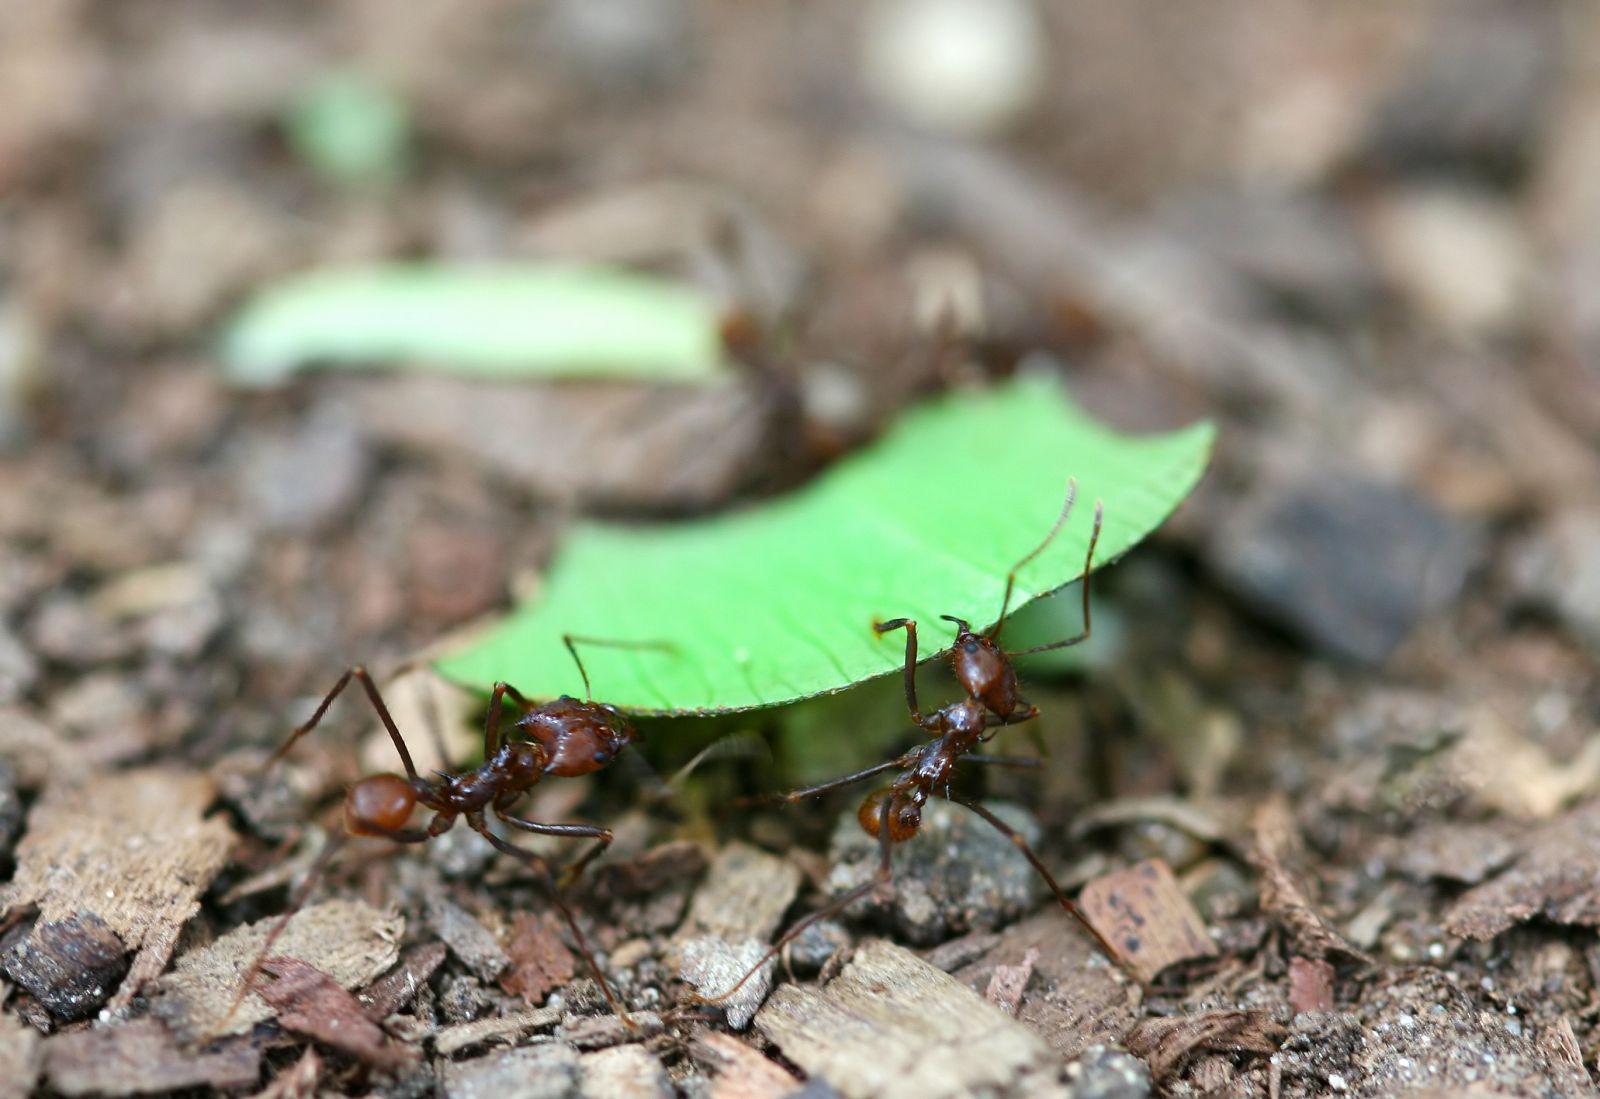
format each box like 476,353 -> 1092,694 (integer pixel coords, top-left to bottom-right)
236,634 -> 667,1027
698,480 -> 1113,1004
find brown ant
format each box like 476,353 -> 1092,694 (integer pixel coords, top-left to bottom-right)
696,481 -> 1114,1005
225,635 -> 668,1032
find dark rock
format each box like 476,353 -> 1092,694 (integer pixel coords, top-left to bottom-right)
0,760 -> 23,858
828,799 -> 1043,946
1363,0 -> 1558,183
1212,466 -> 1481,665
3,913 -> 129,1022
1509,506 -> 1600,652
786,919 -> 850,976
437,974 -> 493,1026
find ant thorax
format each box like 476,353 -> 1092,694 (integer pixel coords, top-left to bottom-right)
927,696 -> 989,739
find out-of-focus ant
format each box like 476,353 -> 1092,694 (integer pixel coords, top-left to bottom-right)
696,481 -> 1114,1004
224,635 -> 669,1032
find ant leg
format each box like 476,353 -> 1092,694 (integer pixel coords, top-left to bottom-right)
693,796 -> 897,1007
873,618 -> 927,726
467,818 -> 632,1026
990,480 -> 1079,641
493,807 -> 613,888
1006,501 -> 1104,657
945,793 -> 1121,965
562,634 -> 677,702
482,682 -> 520,757
271,666 -> 419,780
737,755 -> 913,809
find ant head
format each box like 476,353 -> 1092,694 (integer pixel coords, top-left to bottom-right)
345,773 -> 417,837
527,699 -> 636,778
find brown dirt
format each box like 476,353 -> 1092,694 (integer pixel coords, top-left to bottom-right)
2,3 -> 1599,1097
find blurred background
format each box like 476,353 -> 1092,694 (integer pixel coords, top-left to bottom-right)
2,0 -> 1595,750
2,2 -> 1600,1088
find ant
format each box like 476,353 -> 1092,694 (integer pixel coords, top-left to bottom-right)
224,635 -> 668,1032
696,481 -> 1114,1005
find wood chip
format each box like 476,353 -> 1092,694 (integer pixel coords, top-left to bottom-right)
755,939 -> 1067,1099
441,1041 -> 578,1099
433,1006 -> 560,1057
246,1049 -> 321,1099
678,841 -> 802,944
579,1043 -> 672,1099
257,957 -> 416,1067
0,768 -> 234,1012
361,942 -> 448,1020
1287,956 -> 1335,1015
1077,859 -> 1217,981
1249,798 -> 1370,964
952,909 -> 1138,1061
559,1010 -> 663,1051
680,938 -> 774,1031
149,899 -> 403,1042
689,1031 -> 800,1099
1123,1010 -> 1284,1081
355,377 -> 778,510
427,895 -> 510,982
1445,800 -> 1600,940
2,912 -> 128,1021
0,1012 -> 41,1099
1391,820 -> 1519,885
500,911 -> 575,1003
983,946 -> 1038,1016
587,841 -> 708,903
41,1018 -> 259,1097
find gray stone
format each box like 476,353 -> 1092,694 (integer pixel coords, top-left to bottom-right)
827,798 -> 1044,946
1064,1045 -> 1152,1099
442,1043 -> 579,1099
1212,466 -> 1481,665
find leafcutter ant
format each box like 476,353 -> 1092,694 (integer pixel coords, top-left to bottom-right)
223,635 -> 670,1033
696,480 -> 1113,1004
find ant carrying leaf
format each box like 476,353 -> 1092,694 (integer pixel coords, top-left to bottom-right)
217,635 -> 672,1036
695,480 -> 1117,1005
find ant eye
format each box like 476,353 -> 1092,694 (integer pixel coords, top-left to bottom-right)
964,641 -> 978,653
593,750 -> 607,763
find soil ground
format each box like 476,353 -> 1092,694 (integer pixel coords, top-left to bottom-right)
3,3 -> 1600,1097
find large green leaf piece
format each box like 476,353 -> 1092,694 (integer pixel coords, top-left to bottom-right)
437,375 -> 1214,713
222,263 -> 728,386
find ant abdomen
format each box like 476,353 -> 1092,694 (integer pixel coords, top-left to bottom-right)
858,788 -> 926,843
345,773 -> 418,836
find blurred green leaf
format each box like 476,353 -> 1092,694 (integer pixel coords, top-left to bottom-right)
221,263 -> 730,386
285,71 -> 411,188
437,374 -> 1213,714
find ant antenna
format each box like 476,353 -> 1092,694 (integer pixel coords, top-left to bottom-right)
1006,500 -> 1103,658
561,634 -> 677,701
989,479 -> 1080,642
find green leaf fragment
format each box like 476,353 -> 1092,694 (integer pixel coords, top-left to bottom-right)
285,71 -> 411,188
221,263 -> 729,386
436,373 -> 1215,715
